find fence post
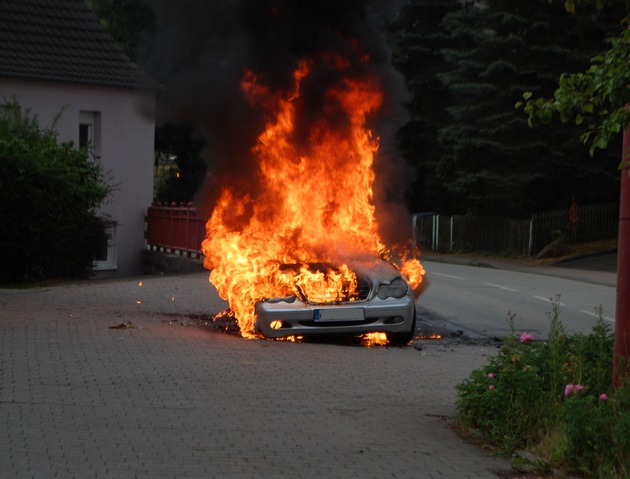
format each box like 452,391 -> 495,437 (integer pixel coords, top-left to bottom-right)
185,203 -> 194,255
528,218 -> 533,256
435,215 -> 440,252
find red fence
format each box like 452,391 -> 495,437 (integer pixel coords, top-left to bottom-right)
145,203 -> 205,258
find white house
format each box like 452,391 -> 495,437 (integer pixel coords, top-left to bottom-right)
0,0 -> 159,278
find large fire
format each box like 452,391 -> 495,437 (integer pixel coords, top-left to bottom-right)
201,52 -> 424,339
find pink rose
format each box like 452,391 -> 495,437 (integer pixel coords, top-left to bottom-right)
564,384 -> 585,396
520,332 -> 535,344
600,393 -> 608,401
488,373 -> 495,379
489,385 -> 495,391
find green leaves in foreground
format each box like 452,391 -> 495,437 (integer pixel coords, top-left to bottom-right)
517,28 -> 630,161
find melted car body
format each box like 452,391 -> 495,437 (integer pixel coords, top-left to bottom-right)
255,259 -> 417,344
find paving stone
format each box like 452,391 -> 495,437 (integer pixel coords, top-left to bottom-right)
0,272 -> 510,478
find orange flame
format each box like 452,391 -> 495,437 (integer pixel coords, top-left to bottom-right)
202,54 -> 423,338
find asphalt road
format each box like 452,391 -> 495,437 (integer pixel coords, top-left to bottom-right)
418,260 -> 616,340
416,251 -> 619,340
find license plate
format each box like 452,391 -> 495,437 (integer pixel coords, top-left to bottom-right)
313,308 -> 364,322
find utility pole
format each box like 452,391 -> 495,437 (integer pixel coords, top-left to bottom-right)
614,126 -> 630,386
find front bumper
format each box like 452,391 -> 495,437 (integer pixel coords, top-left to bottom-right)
255,295 -> 415,339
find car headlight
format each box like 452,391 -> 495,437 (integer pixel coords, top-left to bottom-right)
377,278 -> 409,299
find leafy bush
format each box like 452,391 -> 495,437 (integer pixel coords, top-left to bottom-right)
0,101 -> 113,283
456,302 -> 630,478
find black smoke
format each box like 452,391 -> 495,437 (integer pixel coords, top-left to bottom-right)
146,0 -> 413,243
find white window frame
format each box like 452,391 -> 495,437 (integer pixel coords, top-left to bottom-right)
93,222 -> 117,271
79,111 -> 101,160
80,111 -> 113,271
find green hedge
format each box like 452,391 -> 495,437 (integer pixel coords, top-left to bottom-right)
0,101 -> 112,283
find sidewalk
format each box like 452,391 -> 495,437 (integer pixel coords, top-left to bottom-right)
424,250 -> 618,288
0,271 -> 513,479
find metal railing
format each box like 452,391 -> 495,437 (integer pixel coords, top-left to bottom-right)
145,202 -> 618,259
412,202 -> 618,256
530,202 -> 618,253
413,214 -> 533,256
145,202 -> 206,258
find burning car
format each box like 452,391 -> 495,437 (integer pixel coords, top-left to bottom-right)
254,259 -> 418,345
200,43 -> 428,344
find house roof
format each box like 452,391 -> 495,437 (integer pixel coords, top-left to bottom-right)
0,0 -> 159,89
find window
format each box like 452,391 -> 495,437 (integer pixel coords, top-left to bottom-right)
80,111 -> 112,271
79,111 -> 101,160
93,222 -> 117,271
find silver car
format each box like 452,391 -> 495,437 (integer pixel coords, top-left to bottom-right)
255,259 -> 417,345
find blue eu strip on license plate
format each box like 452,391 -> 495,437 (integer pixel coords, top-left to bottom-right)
314,309 -> 321,321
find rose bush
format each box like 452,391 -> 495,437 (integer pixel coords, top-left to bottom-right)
456,304 -> 630,478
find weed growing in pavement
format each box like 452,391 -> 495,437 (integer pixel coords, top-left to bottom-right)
455,299 -> 630,478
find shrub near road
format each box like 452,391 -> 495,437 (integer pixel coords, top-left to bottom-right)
456,302 -> 630,478
0,102 -> 112,283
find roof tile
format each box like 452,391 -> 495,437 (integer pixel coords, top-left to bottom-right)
0,0 -> 159,89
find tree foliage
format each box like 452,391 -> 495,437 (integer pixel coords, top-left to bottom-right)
562,0 -> 629,13
439,0 -> 623,217
85,0 -> 155,61
154,122 -> 207,204
393,0 -> 624,217
88,0 -> 208,204
521,6 -> 630,164
0,102 -> 113,283
88,0 -> 630,216
388,0 -> 461,213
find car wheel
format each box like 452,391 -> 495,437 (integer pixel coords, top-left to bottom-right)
386,306 -> 416,346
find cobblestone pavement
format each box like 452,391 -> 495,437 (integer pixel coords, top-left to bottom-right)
0,272 -> 512,478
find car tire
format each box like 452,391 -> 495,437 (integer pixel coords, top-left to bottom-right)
386,306 -> 416,346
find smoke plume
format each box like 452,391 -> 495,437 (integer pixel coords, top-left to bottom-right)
147,0 -> 412,243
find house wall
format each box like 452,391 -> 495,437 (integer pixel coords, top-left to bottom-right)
1,78 -> 156,278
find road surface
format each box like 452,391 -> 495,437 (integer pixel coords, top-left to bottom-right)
417,256 -> 616,340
